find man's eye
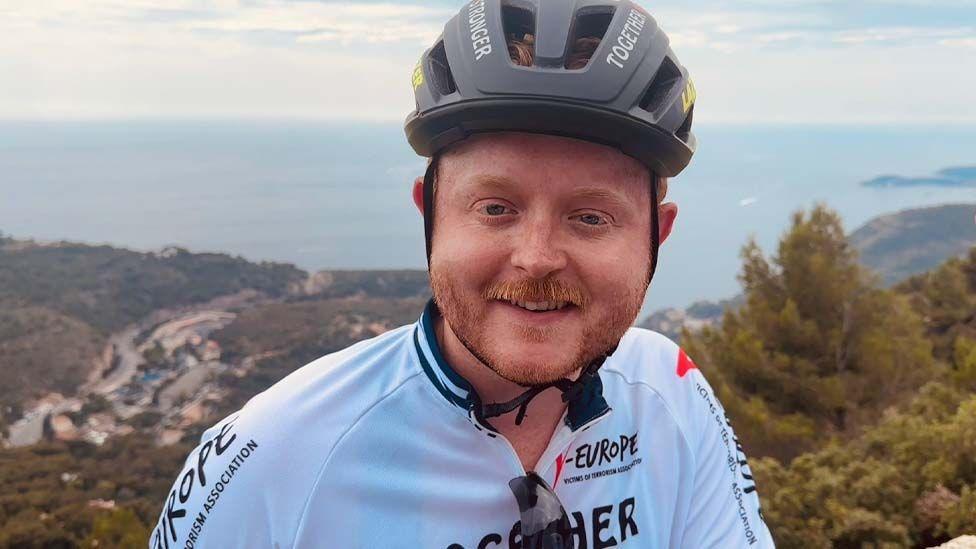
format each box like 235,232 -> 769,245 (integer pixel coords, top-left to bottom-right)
577,213 -> 606,226
484,204 -> 509,216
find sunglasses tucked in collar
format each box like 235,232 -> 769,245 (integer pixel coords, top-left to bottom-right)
509,472 -> 576,549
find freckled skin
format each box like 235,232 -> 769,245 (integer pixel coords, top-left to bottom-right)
412,132 -> 678,390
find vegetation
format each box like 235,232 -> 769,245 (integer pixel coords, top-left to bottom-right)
897,248 -> 976,367
674,204 -> 976,547
754,382 -> 976,548
683,205 -> 940,461
0,435 -> 191,548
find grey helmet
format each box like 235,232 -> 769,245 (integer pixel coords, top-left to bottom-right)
404,0 -> 697,178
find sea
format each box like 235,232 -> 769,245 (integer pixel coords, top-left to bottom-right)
1,121 -> 974,312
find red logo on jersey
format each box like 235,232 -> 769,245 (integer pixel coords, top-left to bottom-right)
677,349 -> 698,378
554,453 -> 566,485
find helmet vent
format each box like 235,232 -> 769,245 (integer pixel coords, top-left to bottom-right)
639,56 -> 682,113
428,40 -> 457,96
502,3 -> 537,65
676,105 -> 694,142
565,7 -> 616,70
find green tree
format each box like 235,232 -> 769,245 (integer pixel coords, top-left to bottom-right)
684,204 -> 939,461
951,336 -> 976,390
898,247 -> 976,361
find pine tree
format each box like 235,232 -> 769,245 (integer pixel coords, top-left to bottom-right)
683,204 -> 939,461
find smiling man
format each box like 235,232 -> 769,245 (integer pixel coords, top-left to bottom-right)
152,2 -> 774,547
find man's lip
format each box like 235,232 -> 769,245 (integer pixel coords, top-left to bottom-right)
491,299 -> 580,318
491,298 -> 577,309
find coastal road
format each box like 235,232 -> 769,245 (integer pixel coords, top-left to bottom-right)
83,327 -> 144,396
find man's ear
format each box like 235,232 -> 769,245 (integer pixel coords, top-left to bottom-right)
412,176 -> 425,216
657,202 -> 678,245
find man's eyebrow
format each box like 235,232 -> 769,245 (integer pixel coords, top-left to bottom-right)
459,175 -> 637,209
570,186 -> 634,209
461,174 -> 521,193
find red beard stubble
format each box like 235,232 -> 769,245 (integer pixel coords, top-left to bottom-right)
429,265 -> 649,387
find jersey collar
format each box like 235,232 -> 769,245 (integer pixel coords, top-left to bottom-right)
412,299 -> 611,432
414,300 -> 474,411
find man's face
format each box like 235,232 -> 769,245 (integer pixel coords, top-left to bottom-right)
416,132 -> 676,387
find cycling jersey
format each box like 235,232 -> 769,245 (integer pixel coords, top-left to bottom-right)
151,300 -> 775,548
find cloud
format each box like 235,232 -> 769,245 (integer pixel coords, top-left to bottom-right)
1,0 -> 975,123
864,0 -> 976,5
652,5 -> 976,53
940,37 -> 976,48
5,0 -> 451,46
831,26 -> 974,46
186,2 -> 451,45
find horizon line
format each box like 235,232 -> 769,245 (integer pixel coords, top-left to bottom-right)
2,117 -> 976,128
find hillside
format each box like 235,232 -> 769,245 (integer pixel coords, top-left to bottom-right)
211,296 -> 428,418
0,307 -> 105,424
0,239 -> 305,333
0,245 -> 430,452
293,269 -> 429,300
851,203 -> 976,286
0,238 -> 308,430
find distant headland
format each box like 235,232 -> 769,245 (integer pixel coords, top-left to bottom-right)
861,165 -> 976,188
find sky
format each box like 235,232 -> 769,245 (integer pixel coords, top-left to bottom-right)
2,0 -> 975,124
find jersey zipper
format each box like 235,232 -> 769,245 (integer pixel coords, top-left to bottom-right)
469,406 -> 614,484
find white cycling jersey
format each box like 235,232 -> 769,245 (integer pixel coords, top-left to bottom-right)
151,300 -> 775,548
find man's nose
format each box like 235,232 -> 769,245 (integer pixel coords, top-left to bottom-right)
509,218 -> 568,279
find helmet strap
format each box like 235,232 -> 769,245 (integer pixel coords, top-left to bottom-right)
422,155 -> 439,269
474,348 -> 615,431
650,172 -> 661,283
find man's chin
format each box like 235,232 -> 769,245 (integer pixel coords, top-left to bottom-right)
488,353 -> 581,387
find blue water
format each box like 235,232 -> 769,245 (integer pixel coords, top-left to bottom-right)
1,121 -> 974,311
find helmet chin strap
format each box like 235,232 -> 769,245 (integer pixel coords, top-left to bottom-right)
472,348 -> 616,431
422,155 -> 439,269
649,172 -> 661,283
422,157 -> 662,429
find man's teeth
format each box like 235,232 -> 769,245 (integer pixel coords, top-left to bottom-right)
508,300 -> 568,312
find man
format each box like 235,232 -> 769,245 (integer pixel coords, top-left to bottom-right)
152,1 -> 775,547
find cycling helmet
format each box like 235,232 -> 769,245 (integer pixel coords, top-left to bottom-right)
405,0 -> 697,177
